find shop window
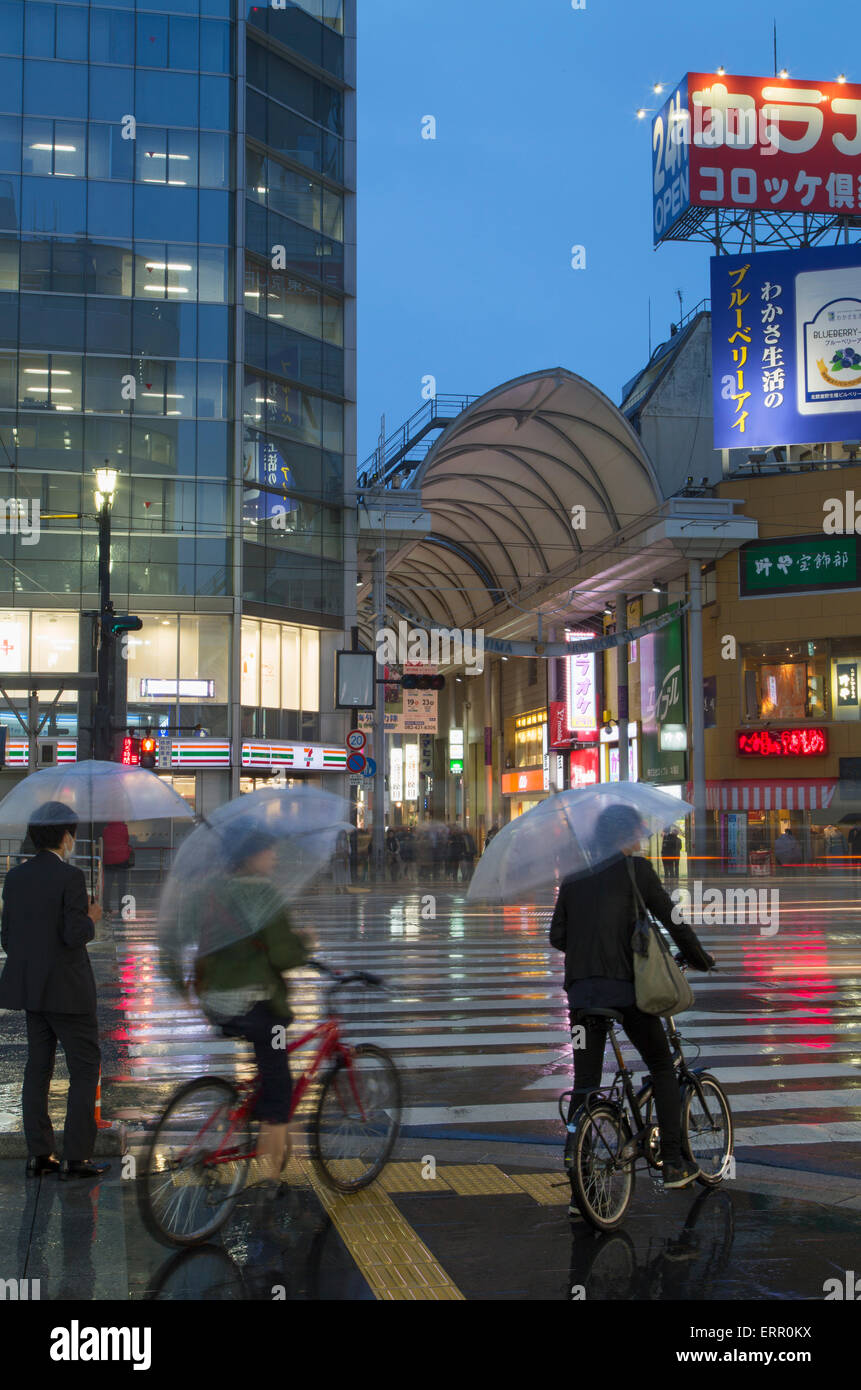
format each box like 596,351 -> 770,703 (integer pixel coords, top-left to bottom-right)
740,640 -> 828,721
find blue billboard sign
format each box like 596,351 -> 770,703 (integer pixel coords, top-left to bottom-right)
651,76 -> 690,246
711,243 -> 861,448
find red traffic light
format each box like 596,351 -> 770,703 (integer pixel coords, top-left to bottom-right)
140,734 -> 157,769
401,674 -> 445,691
141,737 -> 156,754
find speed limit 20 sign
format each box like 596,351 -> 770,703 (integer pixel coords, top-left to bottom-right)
346,729 -> 366,752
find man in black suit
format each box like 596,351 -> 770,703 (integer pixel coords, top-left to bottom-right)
0,802 -> 110,1180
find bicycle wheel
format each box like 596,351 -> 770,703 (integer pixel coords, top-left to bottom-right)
311,1044 -> 401,1193
570,1103 -> 635,1233
682,1073 -> 733,1186
148,1246 -> 247,1301
138,1077 -> 254,1246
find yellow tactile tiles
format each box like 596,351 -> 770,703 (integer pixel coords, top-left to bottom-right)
436,1164 -> 522,1196
508,1172 -> 571,1205
301,1162 -> 464,1301
377,1161 -> 452,1193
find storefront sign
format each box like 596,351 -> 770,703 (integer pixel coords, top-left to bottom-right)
357,663 -> 439,733
171,739 -> 232,768
640,610 -> 687,783
836,662 -> 858,706
390,746 -> 403,802
140,678 -> 215,699
405,743 -> 419,800
241,741 -> 347,771
570,747 -> 599,787
736,727 -> 828,757
739,535 -> 859,596
4,739 -> 76,767
501,769 -> 545,795
712,244 -> 861,448
654,73 -> 861,245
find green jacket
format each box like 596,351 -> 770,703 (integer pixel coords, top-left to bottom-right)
175,875 -> 309,1021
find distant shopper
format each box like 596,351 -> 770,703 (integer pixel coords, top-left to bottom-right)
102,820 -> 132,920
848,824 -> 861,874
461,828 -> 477,881
774,828 -> 801,874
385,828 -> 401,882
332,828 -> 351,894
661,827 -> 682,880
484,824 -> 500,852
356,827 -> 372,882
0,803 -> 108,1181
446,824 -> 465,881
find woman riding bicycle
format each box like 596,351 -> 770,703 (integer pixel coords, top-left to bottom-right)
550,804 -> 715,1195
166,828 -> 309,1194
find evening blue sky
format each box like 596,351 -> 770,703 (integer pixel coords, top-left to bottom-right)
356,0 -> 856,461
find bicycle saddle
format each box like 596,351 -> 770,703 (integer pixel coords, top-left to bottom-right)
575,1007 -> 623,1023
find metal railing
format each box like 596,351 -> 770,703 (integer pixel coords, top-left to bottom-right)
359,394 -> 477,489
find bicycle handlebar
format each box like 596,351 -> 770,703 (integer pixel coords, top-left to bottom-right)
306,958 -> 385,1007
673,951 -> 717,973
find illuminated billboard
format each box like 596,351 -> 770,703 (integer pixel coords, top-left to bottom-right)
653,71 -> 861,244
711,244 -> 861,447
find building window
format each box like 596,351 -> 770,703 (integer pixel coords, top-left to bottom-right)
741,640 -> 828,722
513,709 -> 545,767
241,616 -> 319,712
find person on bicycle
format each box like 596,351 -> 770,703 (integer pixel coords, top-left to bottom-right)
550,804 -> 715,1197
165,828 -> 309,1196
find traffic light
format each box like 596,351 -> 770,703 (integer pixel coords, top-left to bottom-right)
120,734 -> 140,766
140,734 -> 157,770
107,613 -> 143,637
401,673 -> 445,690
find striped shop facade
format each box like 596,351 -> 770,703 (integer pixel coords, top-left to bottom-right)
241,742 -> 348,772
704,780 -> 837,811
1,739 -> 346,773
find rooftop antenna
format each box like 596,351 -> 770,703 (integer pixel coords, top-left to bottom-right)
676,288 -> 684,324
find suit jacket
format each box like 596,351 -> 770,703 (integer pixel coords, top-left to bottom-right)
549,853 -> 713,994
0,851 -> 97,1013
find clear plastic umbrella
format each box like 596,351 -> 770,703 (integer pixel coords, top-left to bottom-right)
467,783 -> 693,904
0,760 -> 195,830
159,787 -> 351,971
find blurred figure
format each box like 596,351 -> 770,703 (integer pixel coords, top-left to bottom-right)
460,827 -> 477,881
774,827 -> 801,875
356,826 -> 371,882
183,829 -> 309,1192
385,827 -> 401,881
847,823 -> 861,874
332,828 -> 351,894
0,803 -> 107,1181
398,826 -> 416,882
446,824 -> 465,881
102,820 -> 132,920
661,826 -> 682,879
484,824 -> 500,852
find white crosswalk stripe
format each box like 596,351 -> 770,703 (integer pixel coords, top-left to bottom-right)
118,901 -> 861,1160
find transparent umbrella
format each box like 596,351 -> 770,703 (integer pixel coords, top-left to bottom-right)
159,787 -> 351,971
467,783 -> 693,904
0,759 -> 195,893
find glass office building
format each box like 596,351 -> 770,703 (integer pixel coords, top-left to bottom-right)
0,0 -> 356,807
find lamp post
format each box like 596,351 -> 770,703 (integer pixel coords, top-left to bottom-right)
93,464 -> 118,762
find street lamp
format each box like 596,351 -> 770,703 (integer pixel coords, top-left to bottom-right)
93,463 -> 119,761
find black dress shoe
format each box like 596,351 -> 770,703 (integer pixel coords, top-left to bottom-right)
59,1159 -> 111,1181
26,1154 -> 60,1178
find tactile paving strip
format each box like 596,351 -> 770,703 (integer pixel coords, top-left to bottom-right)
437,1164 -> 522,1196
378,1161 -> 452,1193
301,1162 -> 464,1301
510,1172 -> 571,1205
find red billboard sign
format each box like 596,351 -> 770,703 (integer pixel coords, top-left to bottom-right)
570,748 -> 600,787
737,728 -> 828,757
653,72 -> 861,239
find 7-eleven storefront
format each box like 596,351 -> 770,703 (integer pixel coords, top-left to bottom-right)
704,777 -> 838,871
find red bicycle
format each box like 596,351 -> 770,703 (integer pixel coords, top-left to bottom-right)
138,961 -> 402,1246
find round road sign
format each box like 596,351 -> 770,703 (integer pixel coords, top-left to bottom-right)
346,751 -> 366,774
346,729 -> 366,752
361,757 -> 376,778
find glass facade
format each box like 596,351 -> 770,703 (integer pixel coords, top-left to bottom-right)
0,0 -> 354,765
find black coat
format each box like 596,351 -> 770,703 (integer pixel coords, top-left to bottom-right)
0,851 -> 97,1013
549,854 -> 713,996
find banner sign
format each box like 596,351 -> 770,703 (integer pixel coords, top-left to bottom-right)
640,610 -> 687,783
739,535 -> 859,596
654,71 -> 861,243
736,728 -> 828,757
712,243 -> 861,446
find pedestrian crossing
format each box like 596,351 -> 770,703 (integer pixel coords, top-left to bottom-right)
109,892 -> 861,1168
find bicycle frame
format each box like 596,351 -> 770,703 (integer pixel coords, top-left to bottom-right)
187,1016 -> 359,1170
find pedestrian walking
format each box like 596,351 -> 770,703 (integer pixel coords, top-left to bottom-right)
483,824 -> 500,852
356,827 -> 371,882
332,828 -> 351,893
446,824 -> 465,881
461,828 -> 477,882
385,827 -> 401,882
774,827 -> 801,874
550,804 -> 714,1200
399,827 -> 416,882
847,824 -> 861,874
0,802 -> 109,1181
102,820 -> 132,919
661,827 -> 682,879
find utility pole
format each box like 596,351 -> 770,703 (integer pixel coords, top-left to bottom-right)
93,465 -> 117,762
371,523 -> 387,880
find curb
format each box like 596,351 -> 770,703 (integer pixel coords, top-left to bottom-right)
0,1124 -> 127,1158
